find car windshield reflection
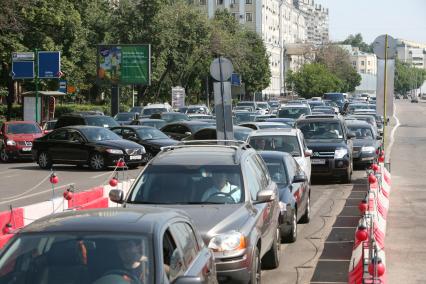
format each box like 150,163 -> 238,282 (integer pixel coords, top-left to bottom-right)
80,128 -> 122,142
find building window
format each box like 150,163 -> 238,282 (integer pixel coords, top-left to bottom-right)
246,0 -> 253,4
217,0 -> 223,5
246,13 -> 253,22
352,61 -> 356,66
368,61 -> 371,65
200,0 -> 206,4
361,61 -> 365,66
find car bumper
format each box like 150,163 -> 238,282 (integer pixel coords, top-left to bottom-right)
104,154 -> 143,167
311,158 -> 350,177
353,152 -> 375,165
215,249 -> 253,283
5,147 -> 33,160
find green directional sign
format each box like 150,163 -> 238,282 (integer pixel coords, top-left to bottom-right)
97,44 -> 151,85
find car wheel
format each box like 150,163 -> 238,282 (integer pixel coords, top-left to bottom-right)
282,209 -> 297,243
38,151 -> 52,169
0,148 -> 10,163
89,153 -> 105,170
262,226 -> 281,269
249,247 -> 261,284
300,194 -> 311,224
141,152 -> 153,164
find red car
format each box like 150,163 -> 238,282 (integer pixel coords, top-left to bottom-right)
0,121 -> 43,162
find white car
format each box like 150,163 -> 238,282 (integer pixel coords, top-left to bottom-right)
140,103 -> 172,117
247,128 -> 312,182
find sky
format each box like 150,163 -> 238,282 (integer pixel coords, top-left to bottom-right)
314,0 -> 426,44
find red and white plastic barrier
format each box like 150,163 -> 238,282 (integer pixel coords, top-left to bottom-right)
349,159 -> 391,284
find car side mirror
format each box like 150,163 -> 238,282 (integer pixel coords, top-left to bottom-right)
304,149 -> 313,157
256,189 -> 274,203
109,189 -> 124,204
172,276 -> 203,284
347,132 -> 356,139
293,174 -> 307,183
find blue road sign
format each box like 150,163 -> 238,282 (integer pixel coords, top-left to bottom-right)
38,51 -> 61,78
58,79 -> 67,93
231,73 -> 241,86
12,61 -> 34,79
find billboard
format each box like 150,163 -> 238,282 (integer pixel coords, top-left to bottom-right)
97,44 -> 151,85
171,87 -> 185,109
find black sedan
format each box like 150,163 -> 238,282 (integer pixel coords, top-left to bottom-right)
259,151 -> 310,242
130,118 -> 167,129
0,208 -> 217,284
183,125 -> 254,142
32,126 -> 145,170
161,121 -> 214,141
346,120 -> 382,167
111,126 -> 179,163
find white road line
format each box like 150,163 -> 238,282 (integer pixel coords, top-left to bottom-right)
91,172 -> 113,179
2,174 -> 21,179
0,169 -> 18,175
0,183 -> 74,205
387,102 -> 401,161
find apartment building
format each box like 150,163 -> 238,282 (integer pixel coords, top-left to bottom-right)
397,39 -> 426,70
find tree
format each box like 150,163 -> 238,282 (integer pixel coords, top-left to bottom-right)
341,33 -> 372,53
395,59 -> 426,95
316,45 -> 361,92
286,63 -> 343,98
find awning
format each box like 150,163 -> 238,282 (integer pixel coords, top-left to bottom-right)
21,91 -> 66,97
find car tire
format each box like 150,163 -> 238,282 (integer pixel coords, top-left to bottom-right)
249,247 -> 261,284
89,152 -> 106,170
262,226 -> 281,269
141,152 -> 153,164
38,151 -> 52,169
0,147 -> 10,163
282,209 -> 297,243
299,194 -> 311,224
342,165 -> 352,184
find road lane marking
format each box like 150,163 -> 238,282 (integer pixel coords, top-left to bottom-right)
91,172 -> 113,179
0,170 -> 18,175
387,102 -> 401,161
2,174 -> 21,179
0,183 -> 74,205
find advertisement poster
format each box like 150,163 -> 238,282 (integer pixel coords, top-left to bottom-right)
97,45 -> 151,85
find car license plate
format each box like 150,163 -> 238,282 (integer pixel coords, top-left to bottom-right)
130,155 -> 142,160
22,147 -> 32,152
311,159 -> 326,165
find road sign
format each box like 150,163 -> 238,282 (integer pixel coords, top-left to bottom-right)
373,35 -> 397,59
231,73 -> 241,86
171,86 -> 185,109
12,52 -> 34,61
12,61 -> 34,79
210,57 -> 233,82
58,80 -> 67,93
38,51 -> 61,78
67,85 -> 76,94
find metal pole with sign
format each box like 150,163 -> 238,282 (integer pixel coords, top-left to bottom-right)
34,49 -> 39,123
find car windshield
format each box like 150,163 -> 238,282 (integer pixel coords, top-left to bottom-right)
235,128 -> 254,141
237,102 -> 255,107
85,116 -> 119,127
140,120 -> 166,129
258,124 -> 291,129
45,121 -> 57,130
136,128 -> 169,140
257,103 -> 268,109
278,108 -> 310,119
264,161 -> 288,185
186,107 -> 205,114
80,127 -> 121,141
142,108 -> 167,115
324,93 -> 344,101
128,165 -> 244,204
235,112 -> 256,123
0,233 -> 153,284
162,113 -> 189,122
7,123 -> 41,134
249,135 -> 301,156
297,121 -> 344,139
348,126 -> 374,139
115,113 -> 135,121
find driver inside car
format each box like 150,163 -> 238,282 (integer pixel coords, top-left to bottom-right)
201,172 -> 241,203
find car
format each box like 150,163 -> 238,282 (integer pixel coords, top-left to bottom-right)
239,122 -> 292,131
233,106 -> 254,112
0,207 -> 217,284
234,111 -> 257,124
111,125 -> 179,164
111,141 -> 281,283
307,100 -> 325,110
185,105 -> 211,115
268,101 -> 281,109
114,112 -> 139,125
32,126 -> 145,170
255,102 -> 270,115
346,120 -> 382,167
130,118 -> 167,129
285,100 -> 308,105
0,121 -> 43,162
323,93 -> 347,112
42,120 -> 57,134
183,125 -> 254,142
129,106 -> 143,113
421,93 -> 426,100
140,103 -> 173,117
54,113 -> 119,129
411,96 -> 419,103
346,114 -> 379,134
277,104 -> 311,119
310,97 -> 322,101
323,100 -> 340,113
150,112 -> 190,123
345,103 -> 375,114
265,117 -> 295,127
236,101 -> 258,111
295,115 -> 355,183
188,114 -> 214,120
253,115 -> 273,122
247,128 -> 312,182
259,151 -> 310,242
161,121 -> 214,141
312,106 -> 336,114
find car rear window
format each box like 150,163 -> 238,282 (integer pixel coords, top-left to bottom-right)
7,123 -> 41,134
248,135 -> 301,156
297,121 -> 344,139
278,107 -> 311,119
85,116 -> 119,127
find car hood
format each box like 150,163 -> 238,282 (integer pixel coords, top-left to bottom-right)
6,133 -> 43,141
305,139 -> 346,150
143,138 -> 179,148
93,139 -> 143,150
353,139 -> 376,147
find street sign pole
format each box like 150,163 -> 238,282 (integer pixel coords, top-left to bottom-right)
383,35 -> 388,154
34,49 -> 39,123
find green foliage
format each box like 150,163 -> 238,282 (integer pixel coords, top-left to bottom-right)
286,63 -> 343,98
341,33 -> 373,53
316,45 -> 361,92
395,59 -> 426,95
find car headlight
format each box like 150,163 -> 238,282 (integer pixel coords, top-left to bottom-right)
6,139 -> 16,146
361,146 -> 376,153
106,149 -> 123,154
334,148 -> 348,159
208,231 -> 246,252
